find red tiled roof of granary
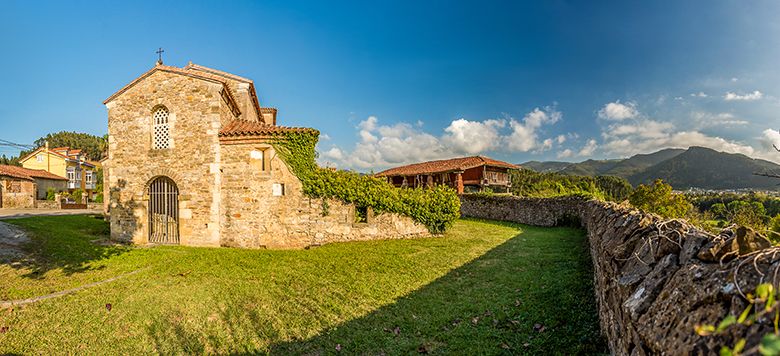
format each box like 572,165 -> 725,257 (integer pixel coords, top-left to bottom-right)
218,120 -> 319,137
0,165 -> 67,181
375,156 -> 520,177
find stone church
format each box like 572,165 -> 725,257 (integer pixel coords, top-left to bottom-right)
103,61 -> 426,248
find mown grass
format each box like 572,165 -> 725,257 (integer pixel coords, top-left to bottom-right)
0,215 -> 605,354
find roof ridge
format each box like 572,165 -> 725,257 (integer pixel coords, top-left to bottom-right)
104,64 -> 230,104
185,63 -> 253,83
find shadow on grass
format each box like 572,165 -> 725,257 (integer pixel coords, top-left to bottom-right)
144,221 -> 606,355
2,214 -> 130,279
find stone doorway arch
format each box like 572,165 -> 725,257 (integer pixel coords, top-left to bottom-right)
147,176 -> 179,244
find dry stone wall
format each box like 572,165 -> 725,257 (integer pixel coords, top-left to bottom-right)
460,194 -> 780,354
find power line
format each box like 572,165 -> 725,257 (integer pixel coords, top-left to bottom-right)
0,139 -> 35,150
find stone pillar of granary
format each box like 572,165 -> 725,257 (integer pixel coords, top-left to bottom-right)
455,171 -> 464,194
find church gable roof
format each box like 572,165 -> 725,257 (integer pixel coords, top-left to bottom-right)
185,63 -> 263,121
102,64 -> 242,117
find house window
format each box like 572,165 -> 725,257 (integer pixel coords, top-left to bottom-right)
66,169 -> 75,181
36,154 -> 44,162
152,106 -> 170,150
272,183 -> 285,196
85,171 -> 93,184
250,149 -> 268,171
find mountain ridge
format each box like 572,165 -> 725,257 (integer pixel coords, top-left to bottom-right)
520,147 -> 780,190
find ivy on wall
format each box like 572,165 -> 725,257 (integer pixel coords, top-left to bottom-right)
272,132 -> 461,233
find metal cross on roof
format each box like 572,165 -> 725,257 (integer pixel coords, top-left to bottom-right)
156,47 -> 164,65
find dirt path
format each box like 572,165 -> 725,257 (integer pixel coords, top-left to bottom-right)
0,221 -> 30,262
0,268 -> 146,309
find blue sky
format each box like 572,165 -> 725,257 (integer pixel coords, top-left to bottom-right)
2,1 -> 779,169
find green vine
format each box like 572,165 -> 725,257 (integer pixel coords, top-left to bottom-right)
272,132 -> 461,233
696,283 -> 780,355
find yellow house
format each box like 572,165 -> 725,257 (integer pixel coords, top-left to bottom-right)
19,144 -> 100,198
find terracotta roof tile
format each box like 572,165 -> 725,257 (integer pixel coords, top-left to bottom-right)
219,120 -> 318,137
0,165 -> 67,181
376,156 -> 519,176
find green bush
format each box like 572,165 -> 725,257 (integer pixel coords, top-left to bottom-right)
768,214 -> 780,234
628,179 -> 691,218
70,189 -> 84,203
272,132 -> 461,233
46,187 -> 57,201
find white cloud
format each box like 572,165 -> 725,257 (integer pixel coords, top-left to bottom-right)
319,133 -> 331,141
602,127 -> 756,158
557,149 -> 573,159
731,77 -> 739,82
504,107 -> 562,152
321,108 -> 563,170
724,90 -> 763,101
598,101 -> 638,121
321,147 -> 344,161
762,129 -> 780,152
691,112 -> 749,128
690,92 -> 708,98
578,139 -> 598,156
442,118 -> 505,154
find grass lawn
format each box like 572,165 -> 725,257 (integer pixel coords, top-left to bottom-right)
0,215 -> 605,354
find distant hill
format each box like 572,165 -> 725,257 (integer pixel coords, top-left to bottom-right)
628,147 -> 780,189
520,161 -> 572,173
521,147 -> 780,190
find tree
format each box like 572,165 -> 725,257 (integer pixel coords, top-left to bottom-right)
710,203 -> 727,219
726,200 -> 768,230
629,179 -> 691,218
19,131 -> 108,161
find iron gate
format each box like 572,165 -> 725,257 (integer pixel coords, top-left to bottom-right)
148,176 -> 179,244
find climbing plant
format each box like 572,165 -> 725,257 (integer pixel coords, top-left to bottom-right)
696,283 -> 780,355
272,132 -> 461,233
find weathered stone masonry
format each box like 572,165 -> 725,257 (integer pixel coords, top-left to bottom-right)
104,63 -> 428,249
460,195 -> 780,354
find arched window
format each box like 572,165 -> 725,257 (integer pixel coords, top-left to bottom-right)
152,106 -> 170,149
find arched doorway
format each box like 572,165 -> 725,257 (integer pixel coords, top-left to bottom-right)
148,176 -> 179,244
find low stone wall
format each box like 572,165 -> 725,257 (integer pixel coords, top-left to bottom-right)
461,195 -> 780,354
221,197 -> 429,249
34,200 -> 59,209
460,195 -> 586,226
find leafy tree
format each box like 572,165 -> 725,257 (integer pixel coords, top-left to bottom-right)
18,131 -> 108,161
628,179 -> 691,218
0,154 -> 20,166
710,203 -> 727,219
727,200 -> 768,230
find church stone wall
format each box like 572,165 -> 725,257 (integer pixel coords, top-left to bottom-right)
219,142 -> 429,249
106,70 -> 232,246
106,65 -> 429,249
